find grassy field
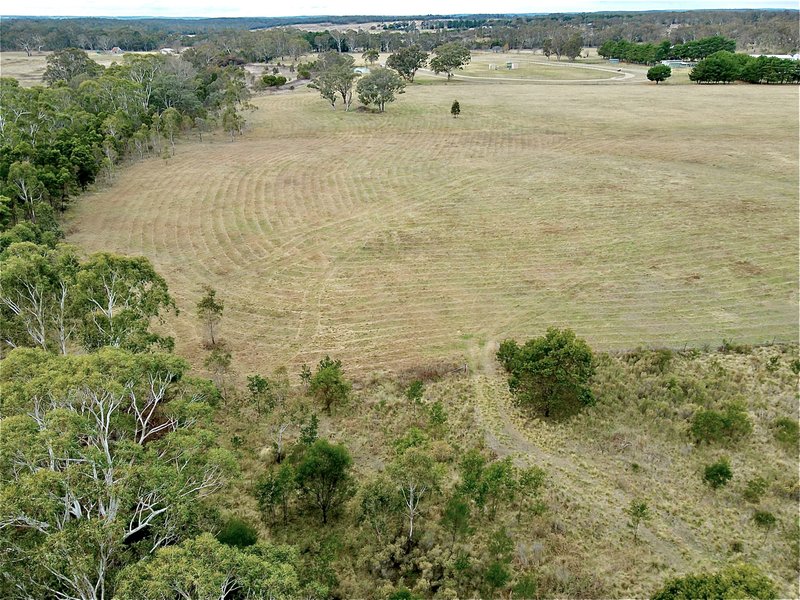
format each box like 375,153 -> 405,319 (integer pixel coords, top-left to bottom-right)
0,51 -> 149,86
66,77 -> 798,377
7,49 -> 797,598
451,51 -> 629,81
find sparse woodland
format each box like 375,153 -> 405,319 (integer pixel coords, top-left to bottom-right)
1,10 -> 798,600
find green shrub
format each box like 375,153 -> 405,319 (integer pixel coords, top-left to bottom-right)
691,409 -> 727,442
719,338 -> 752,354
773,416 -> 798,449
485,561 -> 510,592
742,477 -> 768,504
513,574 -> 538,598
216,516 -> 258,547
765,355 -> 780,372
387,588 -> 420,600
393,427 -> 428,454
651,563 -> 777,600
752,511 -> 777,530
690,404 -> 752,444
703,458 -> 732,489
428,400 -> 448,431
262,74 -> 287,88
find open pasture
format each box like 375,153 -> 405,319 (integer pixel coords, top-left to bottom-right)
67,80 -> 798,375
0,51 -> 148,86
454,50 -> 628,81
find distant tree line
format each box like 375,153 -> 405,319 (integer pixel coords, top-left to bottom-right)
689,51 -> 800,84
3,10 -> 797,58
598,35 -> 736,64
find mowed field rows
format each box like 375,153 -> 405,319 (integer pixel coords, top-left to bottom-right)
67,81 -> 798,374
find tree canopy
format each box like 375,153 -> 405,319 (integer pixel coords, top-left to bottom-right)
0,347 -> 235,599
497,328 -> 595,418
386,45 -> 428,82
115,533 -> 302,600
429,42 -> 471,80
356,68 -> 406,112
295,439 -> 354,524
651,564 -> 777,600
647,64 -> 672,83
309,52 -> 357,110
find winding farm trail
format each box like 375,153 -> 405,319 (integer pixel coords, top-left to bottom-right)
466,339 -> 708,580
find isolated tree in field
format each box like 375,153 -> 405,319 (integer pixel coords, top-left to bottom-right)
358,476 -> 402,543
309,52 -> 357,110
261,74 -> 287,88
626,499 -> 651,542
483,457 -> 517,518
773,416 -> 799,449
222,103 -> 243,140
295,439 -> 353,524
204,345 -> 232,398
430,42 -> 471,80
564,32 -> 584,61
389,447 -> 443,539
647,64 -> 672,84
197,284 -> 224,346
497,327 -> 595,418
309,355 -> 351,414
356,68 -> 405,112
690,403 -> 752,444
160,107 -> 181,155
386,45 -> 428,82
742,477 -> 768,504
362,48 -> 380,65
752,510 -> 776,536
542,38 -> 553,59
43,47 -> 103,85
247,373 -> 271,414
451,99 -> 460,118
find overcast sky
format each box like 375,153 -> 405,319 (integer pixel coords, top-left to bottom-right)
6,1 -> 798,18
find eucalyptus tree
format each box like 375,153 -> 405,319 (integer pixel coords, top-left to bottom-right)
0,348 -> 235,600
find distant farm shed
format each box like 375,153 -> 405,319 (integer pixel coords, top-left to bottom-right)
661,60 -> 692,68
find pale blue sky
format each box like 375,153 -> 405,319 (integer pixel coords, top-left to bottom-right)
7,1 -> 799,18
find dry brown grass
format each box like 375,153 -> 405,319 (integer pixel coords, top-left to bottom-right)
0,51 -> 152,86
65,77 -> 798,378
467,342 -> 799,598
